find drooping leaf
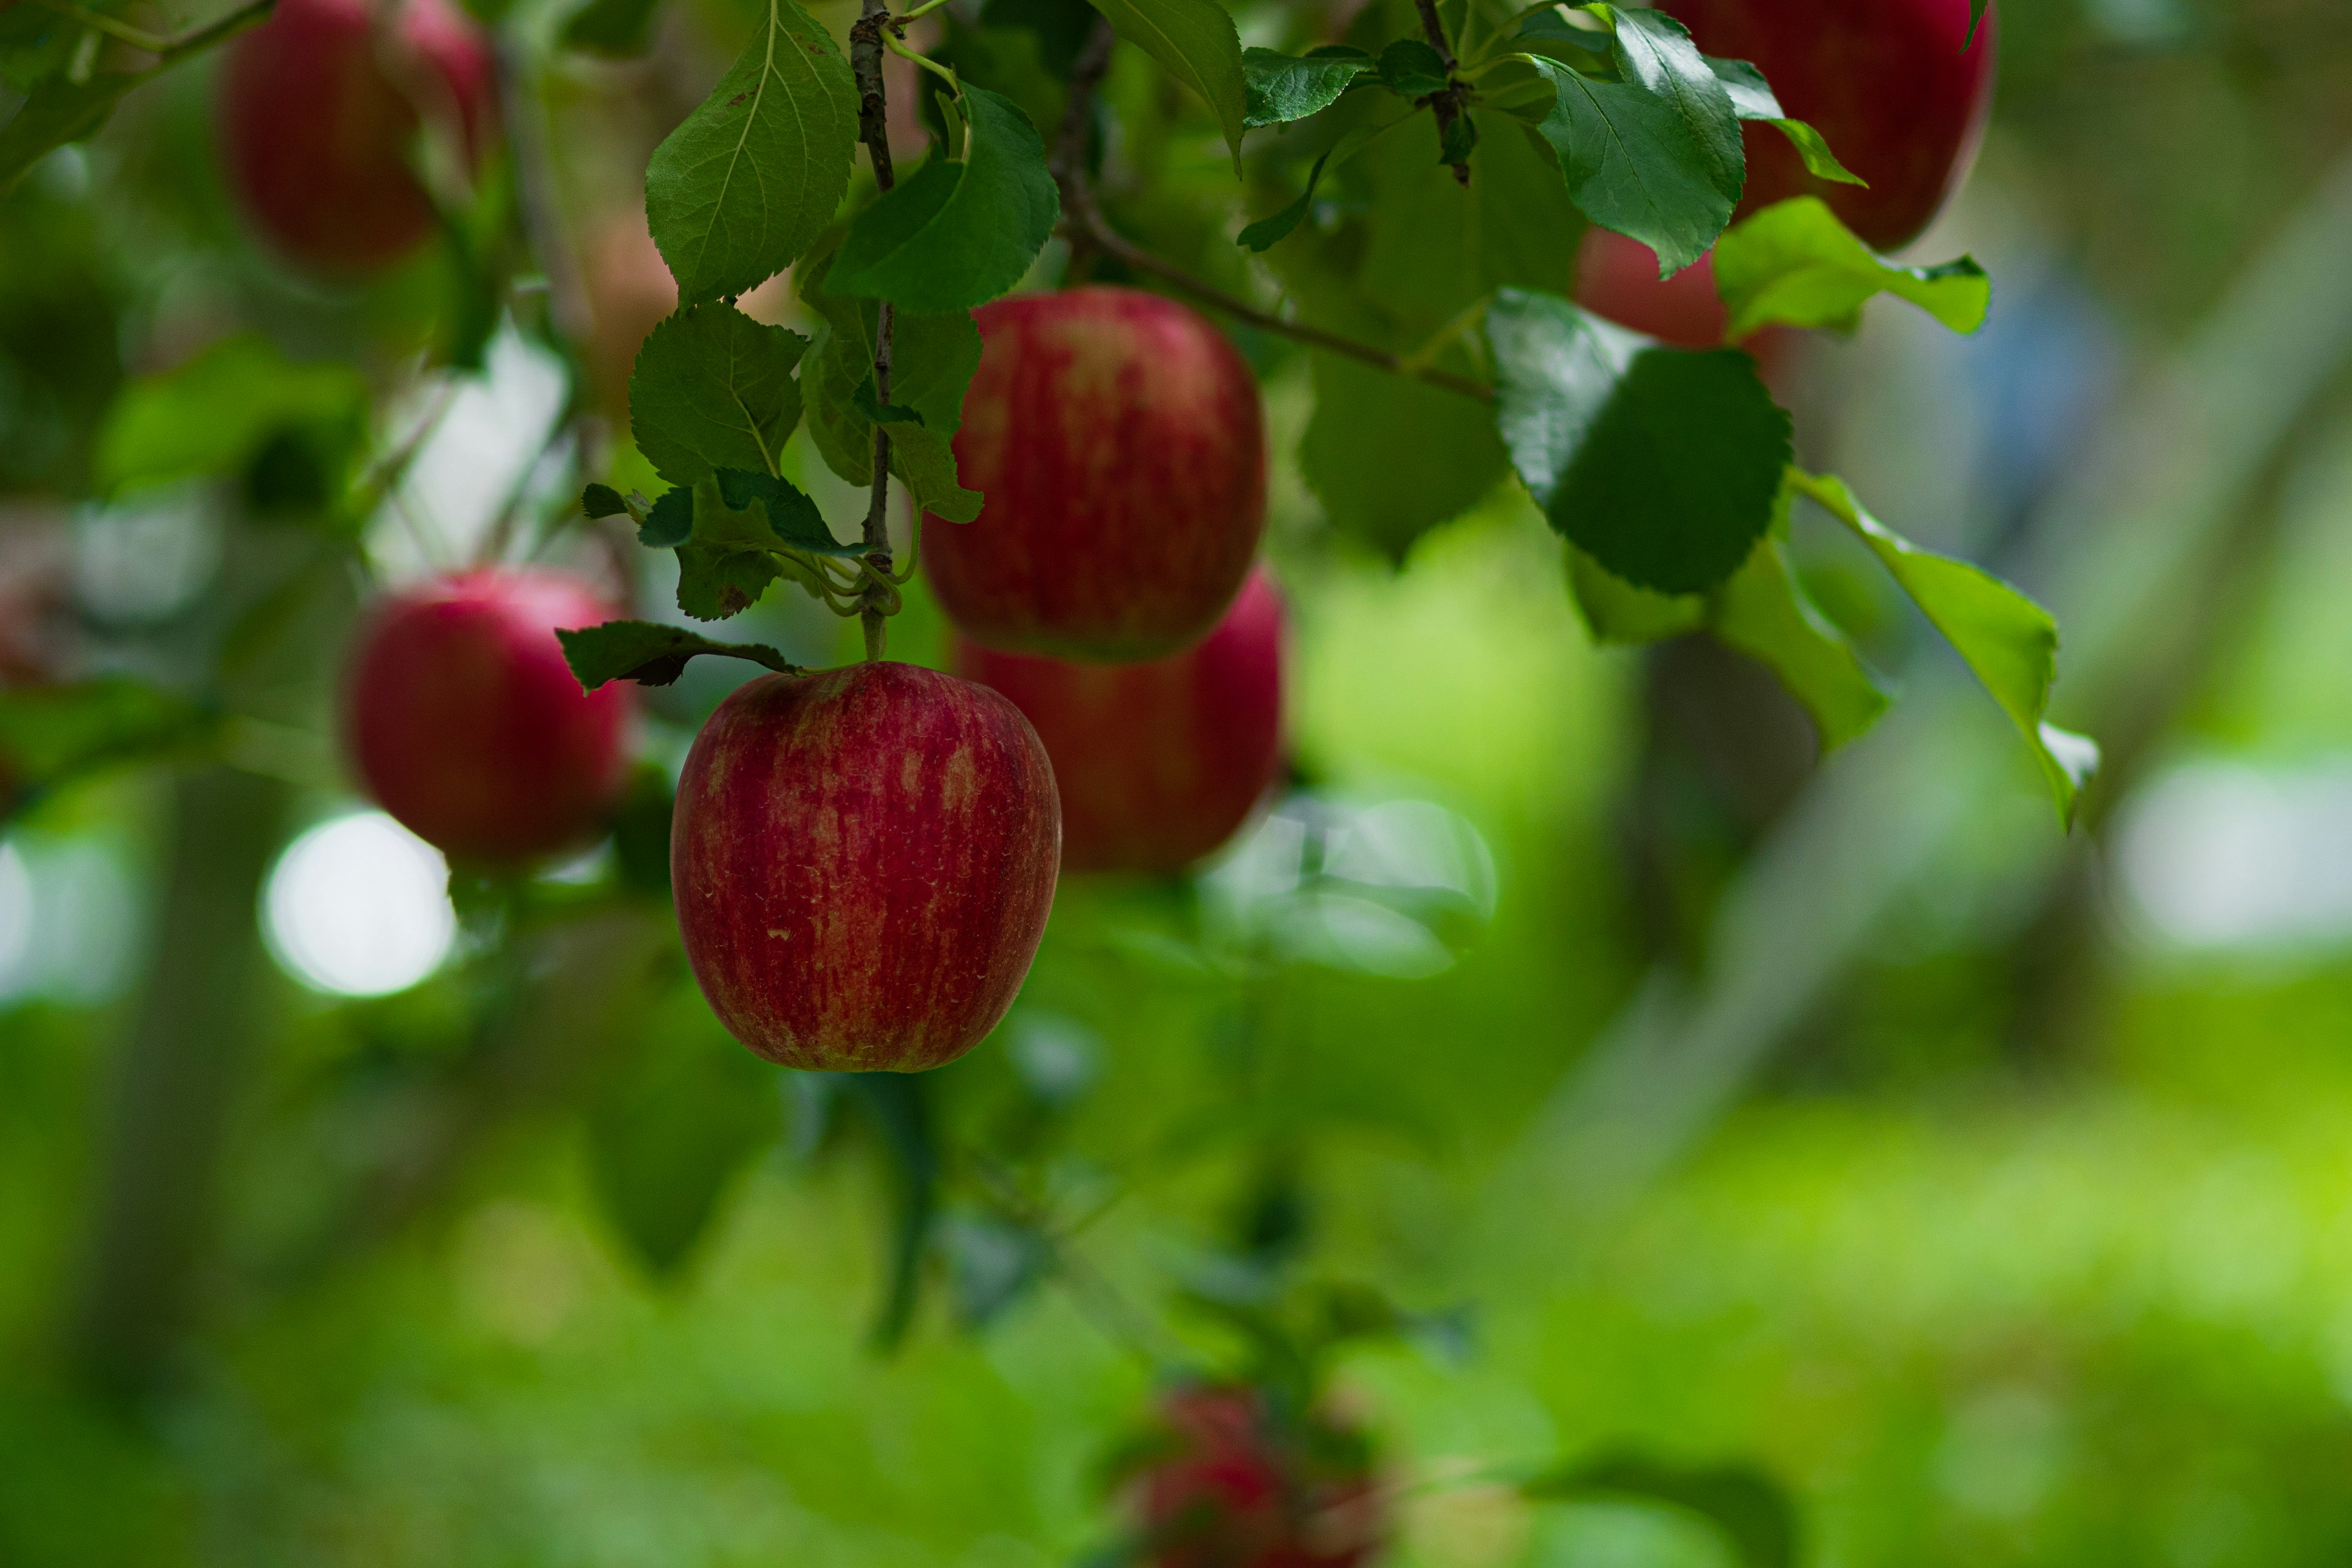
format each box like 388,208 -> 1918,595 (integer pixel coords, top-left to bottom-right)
1525,1453 -> 1799,1568
800,237 -> 987,522
1709,535 -> 1889,749
1374,38 -> 1450,98
1567,545 -> 1705,645
1765,118 -> 1863,186
1242,45 -> 1369,127
1713,197 -> 1985,337
1595,4 -> 1743,200
712,467 -> 861,556
1237,150 -> 1331,252
1522,55 -> 1732,274
1967,0 -> 1989,48
844,1072 -> 939,1354
562,0 -> 663,55
580,483 -> 634,519
644,0 -> 859,302
675,543 -> 784,620
557,619 -> 803,689
94,336 -> 368,498
1083,0 -> 1248,167
628,303 -> 810,486
1701,56 -> 1864,185
664,470 -> 857,620
587,987 -> 782,1277
1487,287 -> 1789,594
827,88 -> 1060,313
1794,470 -> 2098,823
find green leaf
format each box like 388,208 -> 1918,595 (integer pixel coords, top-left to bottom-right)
1524,1453 -> 1799,1568
1083,0 -> 1248,168
800,238 -> 987,523
844,1073 -> 939,1353
675,543 -> 783,621
662,469 -> 858,620
0,71 -> 141,190
1439,107 -> 1479,164
1375,38 -> 1450,98
1523,55 -> 1732,275
1967,0 -> 1989,48
644,0 -> 859,303
852,377 -> 925,426
628,303 -> 811,486
557,618 -> 804,689
581,483 -> 633,519
1303,356 -> 1509,560
1704,55 -> 1779,120
0,679 -> 211,805
1709,535 -> 1890,749
1768,118 -> 1863,186
1794,470 -> 2098,824
562,0 -> 663,55
1567,545 -> 1705,645
1238,149 -> 1331,252
712,467 -> 862,556
1487,287 -> 1790,594
640,486 -> 694,546
827,88 -> 1059,313
1712,197 -> 1989,337
1242,45 -> 1368,127
1594,5 -> 1743,201
587,987 -> 781,1276
94,336 -> 369,497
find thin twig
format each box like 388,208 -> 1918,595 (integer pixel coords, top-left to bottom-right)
849,0 -> 899,661
1046,15 -> 1492,403
1412,0 -> 1471,186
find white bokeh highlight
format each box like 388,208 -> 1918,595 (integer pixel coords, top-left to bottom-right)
2115,756 -> 2352,952
263,812 -> 458,997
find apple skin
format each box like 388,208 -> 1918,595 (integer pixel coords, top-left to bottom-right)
1575,228 -> 1733,349
1139,1386 -> 1381,1568
952,568 -> 1284,875
217,0 -> 496,276
1659,0 -> 1998,252
670,662 -> 1060,1073
922,287 -> 1267,663
345,569 -> 631,865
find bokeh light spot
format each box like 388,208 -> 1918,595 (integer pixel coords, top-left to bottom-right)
262,812 -> 457,997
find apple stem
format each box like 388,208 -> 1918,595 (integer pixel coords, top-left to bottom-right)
850,0 -> 902,660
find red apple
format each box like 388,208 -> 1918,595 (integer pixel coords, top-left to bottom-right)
1660,0 -> 1997,252
922,287 -> 1267,663
345,568 -> 631,865
1575,228 -> 1732,348
217,0 -> 497,276
952,567 -> 1284,875
670,661 -> 1060,1072
1138,1386 -> 1382,1568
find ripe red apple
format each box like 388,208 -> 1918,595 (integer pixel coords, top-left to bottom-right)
217,0 -> 497,276
922,287 -> 1267,663
1137,1386 -> 1382,1568
952,567 -> 1284,875
1660,0 -> 1997,252
670,662 -> 1060,1072
1575,228 -> 1732,348
345,568 -> 631,865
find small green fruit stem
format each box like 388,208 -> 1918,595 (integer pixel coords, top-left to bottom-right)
850,0 -> 899,661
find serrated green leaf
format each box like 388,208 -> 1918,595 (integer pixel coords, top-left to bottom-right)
581,483 -> 631,519
1376,38 -> 1450,97
1084,0 -> 1248,168
1593,5 -> 1743,201
1487,286 -> 1789,594
1242,45 -> 1368,127
711,468 -> 861,556
557,618 -> 803,689
562,0 -> 662,55
852,377 -> 925,426
95,335 -> 369,497
1713,197 -> 1989,337
1524,1453 -> 1797,1568
1523,55 -> 1731,275
675,543 -> 783,620
1709,536 -> 1889,749
628,303 -> 810,486
644,0 -> 858,302
641,486 -> 695,546
1567,545 -> 1704,644
827,88 -> 1058,312
1794,470 -> 2098,824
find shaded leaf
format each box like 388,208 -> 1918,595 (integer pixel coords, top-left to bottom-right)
1084,0 -> 1248,167
95,336 -> 368,497
1242,45 -> 1368,127
644,0 -> 858,301
852,377 -> 925,426
1237,150 -> 1330,252
829,88 -> 1059,312
1713,198 -> 1987,337
580,482 -> 632,519
1566,545 -> 1705,645
1795,470 -> 2098,823
1303,355 -> 1509,560
1525,1452 -> 1799,1568
1710,535 -> 1890,748
712,467 -> 862,556
844,1073 -> 938,1354
628,303 -> 810,486
557,618 -> 804,689
0,71 -> 142,191
562,0 -> 662,55
1523,55 -> 1731,274
1374,38 -> 1449,98
1487,287 -> 1789,594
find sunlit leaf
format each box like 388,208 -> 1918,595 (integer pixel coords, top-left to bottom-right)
1713,197 -> 1988,337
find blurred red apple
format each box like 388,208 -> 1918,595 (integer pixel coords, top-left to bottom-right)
922,287 -> 1266,663
217,0 -> 497,276
582,212 -> 677,420
1575,228 -> 1732,348
1139,1385 -> 1382,1568
952,567 -> 1284,875
345,568 -> 630,865
1660,0 -> 1997,252
671,662 -> 1060,1072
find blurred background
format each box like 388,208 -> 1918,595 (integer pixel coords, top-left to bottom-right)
10,0 -> 2352,1562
